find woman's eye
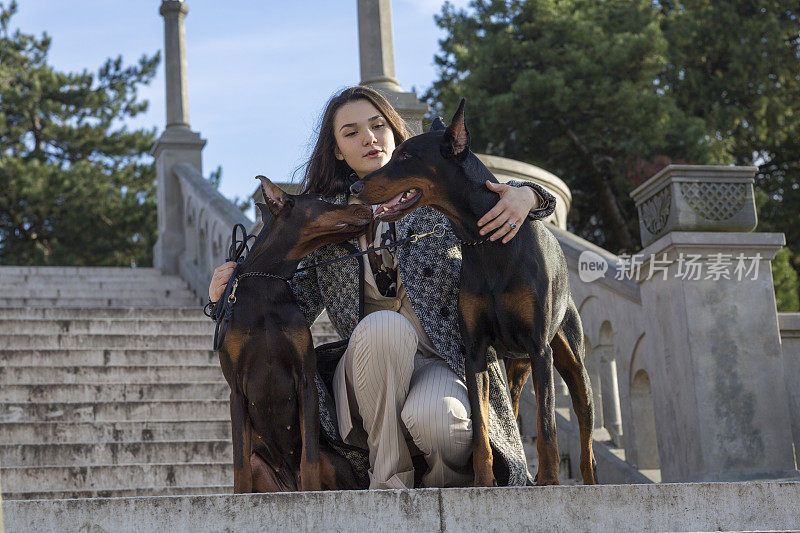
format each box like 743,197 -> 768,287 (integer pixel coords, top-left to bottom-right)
374,123 -> 385,129
345,131 -> 357,137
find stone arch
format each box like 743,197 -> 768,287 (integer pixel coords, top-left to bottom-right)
184,196 -> 198,266
197,208 -> 209,270
629,332 -> 648,378
599,320 -> 613,346
210,220 -> 221,264
630,368 -> 660,470
577,295 -> 603,346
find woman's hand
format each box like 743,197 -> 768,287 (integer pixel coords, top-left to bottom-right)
209,261 -> 236,302
477,181 -> 541,243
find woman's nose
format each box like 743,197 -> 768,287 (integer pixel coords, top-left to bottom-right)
363,129 -> 377,145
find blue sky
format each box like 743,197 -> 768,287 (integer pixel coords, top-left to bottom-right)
11,0 -> 469,211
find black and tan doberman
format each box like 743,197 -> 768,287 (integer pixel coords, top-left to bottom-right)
218,176 -> 371,493
351,100 -> 597,486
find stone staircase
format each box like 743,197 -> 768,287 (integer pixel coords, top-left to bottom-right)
0,266 -> 338,500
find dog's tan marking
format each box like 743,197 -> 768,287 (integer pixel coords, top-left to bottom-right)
500,287 -> 536,326
459,291 -> 488,338
224,328 -> 246,366
505,358 -> 532,419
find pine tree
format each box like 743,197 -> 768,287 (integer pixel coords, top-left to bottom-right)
0,1 -> 160,266
426,0 -> 725,252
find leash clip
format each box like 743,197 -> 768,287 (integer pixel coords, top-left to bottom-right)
409,223 -> 450,243
227,277 -> 239,304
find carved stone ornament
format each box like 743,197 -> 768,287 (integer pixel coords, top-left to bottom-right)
640,186 -> 671,235
680,182 -> 746,222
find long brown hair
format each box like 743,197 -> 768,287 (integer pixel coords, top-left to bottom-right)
299,86 -> 412,197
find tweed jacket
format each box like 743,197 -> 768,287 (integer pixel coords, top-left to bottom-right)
293,181 -> 557,487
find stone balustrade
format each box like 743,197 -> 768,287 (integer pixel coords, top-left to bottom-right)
172,163 -> 252,301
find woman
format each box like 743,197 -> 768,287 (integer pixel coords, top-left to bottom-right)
209,86 -> 556,489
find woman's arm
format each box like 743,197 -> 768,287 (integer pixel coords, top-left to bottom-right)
477,180 -> 557,243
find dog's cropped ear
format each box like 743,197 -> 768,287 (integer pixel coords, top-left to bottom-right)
431,116 -> 446,132
256,175 -> 291,217
441,99 -> 470,161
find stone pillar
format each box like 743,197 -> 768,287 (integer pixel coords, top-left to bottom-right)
598,348 -> 624,447
630,165 -> 799,482
152,0 -> 205,274
357,0 -> 429,134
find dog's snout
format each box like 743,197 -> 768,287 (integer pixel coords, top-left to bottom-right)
350,180 -> 364,196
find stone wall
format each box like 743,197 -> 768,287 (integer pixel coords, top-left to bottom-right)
779,312 -> 800,467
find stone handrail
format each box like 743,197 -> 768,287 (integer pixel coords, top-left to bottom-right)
171,162 -> 253,301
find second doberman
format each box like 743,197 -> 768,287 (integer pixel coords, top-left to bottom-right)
351,100 -> 598,486
218,176 -> 371,492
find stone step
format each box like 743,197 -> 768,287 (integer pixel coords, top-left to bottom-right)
0,277 -> 191,288
0,317 -> 337,336
0,307 -> 207,320
0,399 -> 227,422
0,440 -> 232,467
0,318 -> 217,335
2,484 -> 233,501
0,382 -> 227,402
0,333 -> 213,349
0,296 -> 200,307
0,419 -> 230,442
0,365 -> 223,384
0,461 -> 232,493
5,482 -> 799,531
0,287 -> 198,300
0,266 -> 164,276
0,334 -> 338,352
0,348 -> 219,367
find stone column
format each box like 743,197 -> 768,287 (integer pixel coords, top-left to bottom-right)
630,165 -> 799,482
357,0 -> 429,134
598,348 -> 624,447
152,0 -> 205,274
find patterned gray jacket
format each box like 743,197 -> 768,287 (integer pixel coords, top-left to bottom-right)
293,181 -> 557,487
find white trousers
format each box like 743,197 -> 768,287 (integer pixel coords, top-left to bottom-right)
333,310 -> 473,488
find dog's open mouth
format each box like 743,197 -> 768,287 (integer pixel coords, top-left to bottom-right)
373,188 -> 422,220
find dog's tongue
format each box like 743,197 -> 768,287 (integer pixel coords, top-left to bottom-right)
377,191 -> 405,212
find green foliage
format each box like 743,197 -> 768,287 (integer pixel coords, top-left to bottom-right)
427,0 -> 799,262
772,247 -> 800,312
427,0 -> 725,252
0,1 -> 160,266
658,1 -> 800,274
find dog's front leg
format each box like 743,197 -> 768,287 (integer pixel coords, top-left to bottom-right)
465,344 -> 495,487
297,346 -> 322,492
460,292 -> 496,487
230,389 -> 254,493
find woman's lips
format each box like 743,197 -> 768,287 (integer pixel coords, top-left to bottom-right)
364,149 -> 382,158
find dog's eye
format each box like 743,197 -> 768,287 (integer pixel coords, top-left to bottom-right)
398,152 -> 412,161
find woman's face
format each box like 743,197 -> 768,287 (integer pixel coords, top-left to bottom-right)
333,99 -> 396,178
